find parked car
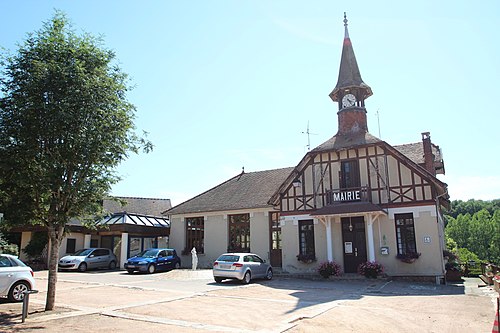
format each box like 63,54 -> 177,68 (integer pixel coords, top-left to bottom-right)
0,254 -> 36,302
124,248 -> 181,274
59,248 -> 117,272
213,253 -> 273,284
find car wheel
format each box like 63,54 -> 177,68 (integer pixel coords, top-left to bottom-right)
127,269 -> 134,274
174,262 -> 181,269
148,264 -> 156,274
78,262 -> 87,272
266,268 -> 273,280
241,271 -> 251,284
214,277 -> 223,283
109,261 -> 116,270
8,281 -> 29,302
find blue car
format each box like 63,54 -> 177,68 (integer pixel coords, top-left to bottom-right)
124,248 -> 181,274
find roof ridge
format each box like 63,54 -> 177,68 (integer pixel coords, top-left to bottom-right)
108,196 -> 171,201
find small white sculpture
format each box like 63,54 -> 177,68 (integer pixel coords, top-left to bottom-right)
191,247 -> 198,271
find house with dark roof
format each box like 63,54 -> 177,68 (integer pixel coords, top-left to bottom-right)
166,15 -> 449,281
13,197 -> 171,268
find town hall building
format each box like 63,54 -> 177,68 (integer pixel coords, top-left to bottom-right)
166,15 -> 449,282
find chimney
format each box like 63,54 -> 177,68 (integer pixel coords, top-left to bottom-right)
421,132 -> 435,175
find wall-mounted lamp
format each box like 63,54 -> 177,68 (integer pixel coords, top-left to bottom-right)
292,179 -> 301,188
348,219 -> 353,232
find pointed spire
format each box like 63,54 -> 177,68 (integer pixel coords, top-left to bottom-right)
329,13 -> 372,102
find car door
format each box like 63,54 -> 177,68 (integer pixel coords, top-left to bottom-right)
251,255 -> 267,278
157,250 -> 167,270
96,249 -> 110,268
243,255 -> 260,278
0,256 -> 15,296
86,249 -> 101,269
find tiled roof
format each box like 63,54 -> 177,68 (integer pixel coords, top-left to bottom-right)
103,197 -> 172,216
166,167 -> 294,215
311,132 -> 382,153
393,142 -> 444,174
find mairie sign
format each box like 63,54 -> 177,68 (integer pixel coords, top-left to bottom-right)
331,190 -> 361,202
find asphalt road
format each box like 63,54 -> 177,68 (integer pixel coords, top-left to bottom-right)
0,269 -> 498,332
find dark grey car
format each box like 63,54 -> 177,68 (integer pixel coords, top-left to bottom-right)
59,248 -> 117,272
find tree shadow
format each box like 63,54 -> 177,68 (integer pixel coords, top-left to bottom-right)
0,298 -> 46,331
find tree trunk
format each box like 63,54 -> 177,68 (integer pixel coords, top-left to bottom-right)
45,225 -> 63,311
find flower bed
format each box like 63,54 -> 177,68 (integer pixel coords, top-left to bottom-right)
396,252 -> 421,264
358,261 -> 384,278
317,261 -> 342,278
296,254 -> 316,264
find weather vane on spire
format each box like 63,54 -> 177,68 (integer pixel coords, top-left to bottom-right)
343,12 -> 349,38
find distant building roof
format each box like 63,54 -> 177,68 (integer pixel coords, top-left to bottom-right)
104,197 -> 172,216
166,167 -> 294,215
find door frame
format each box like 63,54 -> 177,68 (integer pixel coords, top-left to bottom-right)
341,216 -> 367,273
268,212 -> 282,268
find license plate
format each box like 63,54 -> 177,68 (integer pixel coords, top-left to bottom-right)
127,265 -> 135,268
220,264 -> 231,269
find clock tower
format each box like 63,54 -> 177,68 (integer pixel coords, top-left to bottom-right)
329,13 -> 372,135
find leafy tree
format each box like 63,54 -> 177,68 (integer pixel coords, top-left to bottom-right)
447,199 -> 500,219
0,231 -> 19,255
0,12 -> 151,310
467,209 -> 493,262
456,248 -> 480,265
22,231 -> 48,262
445,202 -> 500,265
445,213 -> 471,249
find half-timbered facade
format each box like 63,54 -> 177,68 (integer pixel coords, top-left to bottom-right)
167,15 -> 449,281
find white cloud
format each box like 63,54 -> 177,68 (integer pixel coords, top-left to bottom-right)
444,175 -> 500,201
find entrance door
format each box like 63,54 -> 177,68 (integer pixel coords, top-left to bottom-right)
341,216 -> 367,273
269,212 -> 282,267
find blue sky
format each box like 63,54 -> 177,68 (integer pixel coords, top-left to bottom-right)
1,1 -> 499,205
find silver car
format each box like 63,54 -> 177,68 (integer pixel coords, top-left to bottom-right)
0,254 -> 35,302
213,253 -> 273,284
59,248 -> 117,272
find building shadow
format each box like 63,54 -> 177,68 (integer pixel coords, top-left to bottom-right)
253,276 -> 470,315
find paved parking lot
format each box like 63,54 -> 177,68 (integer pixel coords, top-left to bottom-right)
0,269 -> 498,332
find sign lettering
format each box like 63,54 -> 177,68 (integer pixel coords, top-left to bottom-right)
331,190 -> 361,202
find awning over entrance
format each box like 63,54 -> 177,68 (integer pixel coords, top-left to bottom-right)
310,202 -> 385,216
96,212 -> 170,228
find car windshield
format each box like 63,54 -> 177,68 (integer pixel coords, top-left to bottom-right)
136,249 -> 159,258
73,249 -> 93,256
217,255 -> 240,262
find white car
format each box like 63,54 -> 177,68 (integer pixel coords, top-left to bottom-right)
0,254 -> 35,302
213,253 -> 273,284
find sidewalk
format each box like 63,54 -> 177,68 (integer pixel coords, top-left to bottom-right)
1,272 -> 497,333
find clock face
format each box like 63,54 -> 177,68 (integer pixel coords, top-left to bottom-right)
342,93 -> 356,107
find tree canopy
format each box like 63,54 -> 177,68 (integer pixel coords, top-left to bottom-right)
0,11 -> 151,310
445,199 -> 500,265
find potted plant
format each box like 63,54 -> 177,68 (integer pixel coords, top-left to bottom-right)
317,261 -> 342,278
358,261 -> 384,278
296,253 -> 316,264
396,252 -> 421,264
493,273 -> 500,292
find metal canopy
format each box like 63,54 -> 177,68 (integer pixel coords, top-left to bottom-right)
96,212 -> 170,228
